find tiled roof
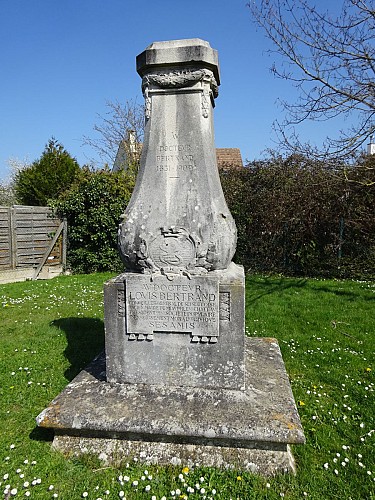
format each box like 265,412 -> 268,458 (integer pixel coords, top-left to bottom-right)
113,142 -> 244,171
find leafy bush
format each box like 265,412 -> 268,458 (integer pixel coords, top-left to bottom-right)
15,138 -> 81,206
52,168 -> 135,274
220,154 -> 375,279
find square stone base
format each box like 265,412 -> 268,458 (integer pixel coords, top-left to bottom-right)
36,338 -> 305,475
52,435 -> 296,475
104,263 -> 245,390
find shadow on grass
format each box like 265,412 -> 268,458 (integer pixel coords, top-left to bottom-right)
51,317 -> 105,381
246,276 -> 373,303
29,318 -> 105,444
29,426 -> 54,442
246,277 -> 308,304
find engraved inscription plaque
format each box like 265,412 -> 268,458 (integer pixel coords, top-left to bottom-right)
126,274 -> 219,340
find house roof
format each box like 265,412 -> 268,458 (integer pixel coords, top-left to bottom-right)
113,142 -> 244,171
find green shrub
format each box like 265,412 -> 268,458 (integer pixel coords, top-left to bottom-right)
14,138 -> 81,206
220,154 -> 375,279
53,168 -> 135,274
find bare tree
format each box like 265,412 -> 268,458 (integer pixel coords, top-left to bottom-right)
0,157 -> 30,206
0,182 -> 17,206
83,99 -> 145,168
249,0 -> 375,160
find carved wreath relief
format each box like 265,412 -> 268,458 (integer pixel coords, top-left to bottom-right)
142,68 -> 218,120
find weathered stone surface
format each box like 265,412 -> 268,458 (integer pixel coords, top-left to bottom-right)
36,337 -> 305,474
105,263 -> 245,389
136,39 -> 220,84
118,39 -> 236,273
105,39 -> 246,389
52,435 -> 297,475
36,39 -> 305,475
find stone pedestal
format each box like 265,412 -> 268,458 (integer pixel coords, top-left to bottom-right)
36,39 -> 304,474
37,337 -> 305,475
104,263 -> 245,390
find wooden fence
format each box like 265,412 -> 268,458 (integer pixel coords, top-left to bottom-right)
0,205 -> 67,280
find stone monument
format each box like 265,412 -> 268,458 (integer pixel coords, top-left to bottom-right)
37,39 -> 304,475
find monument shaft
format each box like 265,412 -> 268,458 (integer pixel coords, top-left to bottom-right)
118,39 -> 237,273
106,39 -> 245,389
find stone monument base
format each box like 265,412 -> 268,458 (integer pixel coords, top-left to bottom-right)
36,338 -> 305,476
104,263 -> 245,390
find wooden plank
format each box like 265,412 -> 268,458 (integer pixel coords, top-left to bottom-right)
16,248 -> 50,255
16,241 -> 51,247
62,219 -> 67,269
17,244 -> 52,250
17,248 -> 47,256
14,218 -> 57,226
16,245 -> 47,252
14,210 -> 53,218
15,222 -> 60,230
15,221 -> 59,229
32,221 -> 64,279
14,213 -> 55,220
16,240 -> 54,248
15,230 -> 59,238
16,263 -> 39,268
16,234 -> 56,242
17,236 -> 53,243
14,208 -> 55,215
16,244 -> 51,252
16,232 -> 60,238
16,224 -> 59,234
14,205 -> 52,213
16,232 -> 58,239
17,252 -> 45,259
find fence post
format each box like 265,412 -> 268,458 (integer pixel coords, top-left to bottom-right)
10,206 -> 17,269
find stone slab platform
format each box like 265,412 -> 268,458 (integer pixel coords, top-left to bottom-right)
36,337 -> 305,475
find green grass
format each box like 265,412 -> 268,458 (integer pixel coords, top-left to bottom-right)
0,273 -> 374,499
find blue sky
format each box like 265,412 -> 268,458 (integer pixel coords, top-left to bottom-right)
0,0 -> 352,181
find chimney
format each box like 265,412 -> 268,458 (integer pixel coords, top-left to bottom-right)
367,135 -> 375,155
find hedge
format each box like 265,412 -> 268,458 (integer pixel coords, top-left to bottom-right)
220,154 -> 375,279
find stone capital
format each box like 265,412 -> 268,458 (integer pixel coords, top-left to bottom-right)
136,38 -> 220,85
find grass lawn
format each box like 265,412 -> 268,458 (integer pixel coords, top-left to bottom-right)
0,273 -> 374,499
